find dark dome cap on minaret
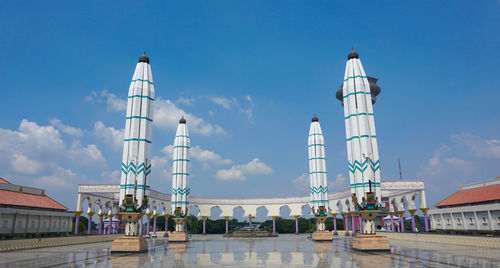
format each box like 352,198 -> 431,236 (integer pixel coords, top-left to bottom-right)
138,52 -> 150,63
347,48 -> 359,60
179,116 -> 186,124
312,114 -> 319,122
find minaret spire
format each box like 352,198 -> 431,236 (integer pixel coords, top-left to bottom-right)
340,49 -> 381,204
119,53 -> 155,235
308,115 -> 329,212
171,117 -> 190,215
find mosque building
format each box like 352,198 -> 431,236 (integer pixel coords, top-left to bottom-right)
0,178 -> 73,239
429,176 -> 500,234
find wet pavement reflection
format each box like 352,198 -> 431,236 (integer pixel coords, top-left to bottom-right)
0,234 -> 499,267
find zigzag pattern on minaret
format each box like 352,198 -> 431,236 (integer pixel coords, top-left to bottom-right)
309,186 -> 328,194
348,159 -> 380,173
121,162 -> 152,175
172,187 -> 190,196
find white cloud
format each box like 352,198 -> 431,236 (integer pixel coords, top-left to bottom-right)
215,166 -> 246,181
191,145 -> 233,165
160,145 -> 174,156
210,95 -> 255,122
452,133 -> 500,158
86,90 -> 127,112
157,144 -> 232,178
210,96 -> 233,110
93,121 -> 124,151
176,97 -> 194,106
35,166 -> 77,189
151,154 -> 172,181
158,144 -> 232,171
443,157 -> 475,173
88,90 -> 225,136
328,173 -> 348,190
154,98 -> 225,136
11,153 -> 43,174
14,119 -> 66,153
418,144 -> 476,178
66,141 -> 106,167
36,176 -> 71,189
0,119 -> 64,156
239,158 -> 273,174
0,119 -> 106,184
101,170 -> 121,183
292,173 -> 308,190
215,158 -> 273,181
50,118 -> 84,137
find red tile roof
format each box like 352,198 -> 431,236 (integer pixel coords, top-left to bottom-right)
435,184 -> 500,207
0,178 -> 11,184
0,189 -> 68,210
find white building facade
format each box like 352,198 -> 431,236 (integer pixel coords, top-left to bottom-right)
429,177 -> 500,234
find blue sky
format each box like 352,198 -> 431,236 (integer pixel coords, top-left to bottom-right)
1,1 -> 499,212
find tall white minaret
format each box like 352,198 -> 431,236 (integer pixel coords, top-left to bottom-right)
119,53 -> 154,211
337,49 -> 382,203
308,115 -> 329,212
171,116 -> 190,215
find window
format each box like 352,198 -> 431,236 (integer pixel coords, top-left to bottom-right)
482,217 -> 488,225
497,216 -> 500,224
469,217 -> 474,225
456,218 -> 462,225
3,220 -> 8,228
446,218 -> 450,225
31,221 -> 36,228
437,218 -> 441,224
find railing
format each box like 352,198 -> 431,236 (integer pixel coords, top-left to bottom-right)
0,234 -> 121,252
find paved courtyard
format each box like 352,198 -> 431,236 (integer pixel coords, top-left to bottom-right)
0,234 -> 499,267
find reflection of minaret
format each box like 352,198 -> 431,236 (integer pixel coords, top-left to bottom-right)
119,53 -> 154,211
336,49 -> 382,202
308,115 -> 329,212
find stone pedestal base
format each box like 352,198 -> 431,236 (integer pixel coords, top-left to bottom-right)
169,232 -> 189,242
352,235 -> 390,251
312,231 -> 333,241
111,236 -> 148,253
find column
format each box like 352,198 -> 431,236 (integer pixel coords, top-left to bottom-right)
358,216 -> 363,234
225,216 -> 229,234
350,212 -> 356,233
108,215 -> 113,234
164,215 -> 170,232
153,215 -> 158,236
398,211 -> 404,233
74,211 -> 82,235
98,215 -> 103,235
202,216 -> 207,235
332,213 -> 337,234
87,212 -> 94,235
389,212 -> 394,232
294,215 -> 299,234
146,216 -> 151,236
420,208 -> 429,232
272,216 -> 277,233
343,213 -> 349,232
408,209 -> 416,232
